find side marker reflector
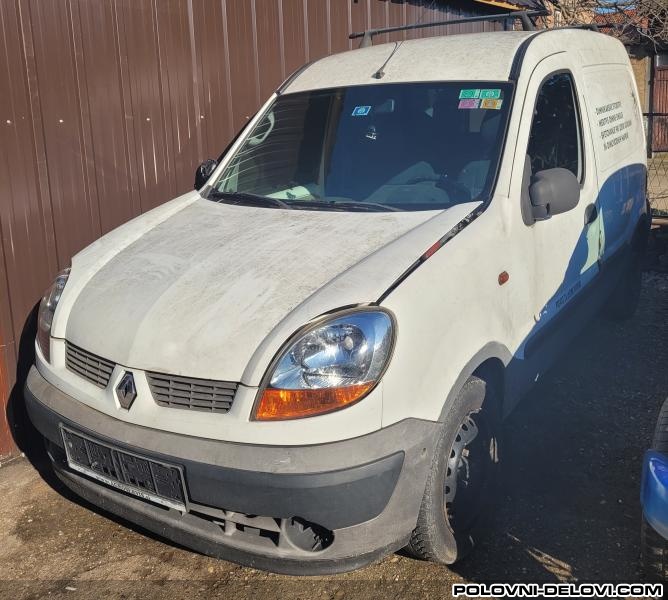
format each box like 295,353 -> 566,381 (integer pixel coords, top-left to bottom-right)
423,241 -> 442,260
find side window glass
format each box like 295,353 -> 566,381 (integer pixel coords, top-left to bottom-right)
526,72 -> 583,181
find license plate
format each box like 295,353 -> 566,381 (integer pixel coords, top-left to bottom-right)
60,425 -> 187,511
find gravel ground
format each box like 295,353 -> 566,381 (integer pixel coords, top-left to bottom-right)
1,272 -> 667,600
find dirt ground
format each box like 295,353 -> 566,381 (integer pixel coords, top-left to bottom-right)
1,272 -> 667,600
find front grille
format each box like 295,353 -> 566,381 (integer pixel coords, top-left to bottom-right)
147,372 -> 237,413
65,342 -> 115,388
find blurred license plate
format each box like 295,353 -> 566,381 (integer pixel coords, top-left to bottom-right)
60,425 -> 186,511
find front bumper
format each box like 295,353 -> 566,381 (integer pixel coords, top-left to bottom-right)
641,450 -> 668,541
25,366 -> 440,574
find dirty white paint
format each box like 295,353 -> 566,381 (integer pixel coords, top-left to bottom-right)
63,199 -> 446,380
382,29 -> 646,427
285,32 -> 534,93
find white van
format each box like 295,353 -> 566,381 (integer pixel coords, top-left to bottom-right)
26,20 -> 649,574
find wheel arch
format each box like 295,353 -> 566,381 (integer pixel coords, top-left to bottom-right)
438,342 -> 511,423
632,210 -> 651,254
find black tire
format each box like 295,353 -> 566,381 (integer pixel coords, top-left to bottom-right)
640,398 -> 668,581
641,517 -> 668,581
406,376 -> 501,564
604,250 -> 642,322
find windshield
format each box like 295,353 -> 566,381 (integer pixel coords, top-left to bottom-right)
211,82 -> 513,212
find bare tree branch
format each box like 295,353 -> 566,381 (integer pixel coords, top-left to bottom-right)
541,0 -> 668,48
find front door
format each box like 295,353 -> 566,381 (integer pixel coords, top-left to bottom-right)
504,54 -> 601,395
523,61 -> 600,334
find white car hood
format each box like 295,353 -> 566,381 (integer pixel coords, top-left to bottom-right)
62,196 -> 477,383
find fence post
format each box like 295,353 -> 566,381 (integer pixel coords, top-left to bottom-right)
648,54 -> 656,158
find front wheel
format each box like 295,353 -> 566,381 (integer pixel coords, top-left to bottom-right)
407,376 -> 501,564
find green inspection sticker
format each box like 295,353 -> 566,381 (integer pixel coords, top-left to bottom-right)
480,89 -> 502,99
459,89 -> 481,99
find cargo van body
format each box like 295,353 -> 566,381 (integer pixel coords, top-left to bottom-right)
26,28 -> 648,574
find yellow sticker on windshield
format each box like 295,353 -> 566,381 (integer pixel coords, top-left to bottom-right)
481,98 -> 503,110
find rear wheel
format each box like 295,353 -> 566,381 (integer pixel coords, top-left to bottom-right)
641,398 -> 668,580
604,251 -> 642,321
407,376 -> 500,564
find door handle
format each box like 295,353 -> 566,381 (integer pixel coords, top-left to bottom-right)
584,203 -> 598,225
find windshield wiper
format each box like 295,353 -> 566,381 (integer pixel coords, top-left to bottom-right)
207,190 -> 292,210
207,191 -> 401,212
325,200 -> 402,212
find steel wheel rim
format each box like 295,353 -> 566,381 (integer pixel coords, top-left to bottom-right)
444,410 -> 490,532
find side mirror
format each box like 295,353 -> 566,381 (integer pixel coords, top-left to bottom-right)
194,159 -> 218,190
529,167 -> 580,221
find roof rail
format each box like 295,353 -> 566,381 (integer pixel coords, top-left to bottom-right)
561,23 -> 600,32
349,9 -> 550,48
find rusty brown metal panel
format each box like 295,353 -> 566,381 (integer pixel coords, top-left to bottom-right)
305,0 -> 329,61
119,0 -> 175,211
0,0 -> 56,457
280,0 -> 307,76
0,341 -> 16,459
28,0 -> 102,262
0,184 -> 17,459
154,0 -> 202,195
192,0 -> 234,159
225,0 -> 259,130
387,1 -> 407,43
254,0 -> 284,100
75,0 -> 141,233
368,0 -> 389,44
0,0 -> 58,337
328,0 -> 350,53
403,2 -> 423,40
349,0 -> 369,46
0,223 -> 17,458
424,1 -> 448,38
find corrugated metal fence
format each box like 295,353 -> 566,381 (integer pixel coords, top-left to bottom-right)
0,0 -> 501,458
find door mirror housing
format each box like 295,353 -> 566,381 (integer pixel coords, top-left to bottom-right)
529,167 -> 580,221
194,159 -> 218,190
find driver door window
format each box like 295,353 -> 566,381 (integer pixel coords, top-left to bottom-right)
527,72 -> 584,181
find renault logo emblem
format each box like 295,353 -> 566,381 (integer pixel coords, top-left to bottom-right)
116,372 -> 137,410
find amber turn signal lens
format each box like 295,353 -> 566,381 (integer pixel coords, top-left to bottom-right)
253,383 -> 374,421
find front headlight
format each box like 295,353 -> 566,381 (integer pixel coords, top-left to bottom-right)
253,309 -> 395,421
37,268 -> 70,363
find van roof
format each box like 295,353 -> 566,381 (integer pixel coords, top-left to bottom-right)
283,29 -> 628,93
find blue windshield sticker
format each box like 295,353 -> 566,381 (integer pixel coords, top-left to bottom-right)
351,105 -> 372,117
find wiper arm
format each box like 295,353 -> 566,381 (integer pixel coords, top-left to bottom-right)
326,200 -> 402,212
207,190 -> 292,210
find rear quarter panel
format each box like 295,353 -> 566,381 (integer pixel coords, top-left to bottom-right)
580,62 -> 647,259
